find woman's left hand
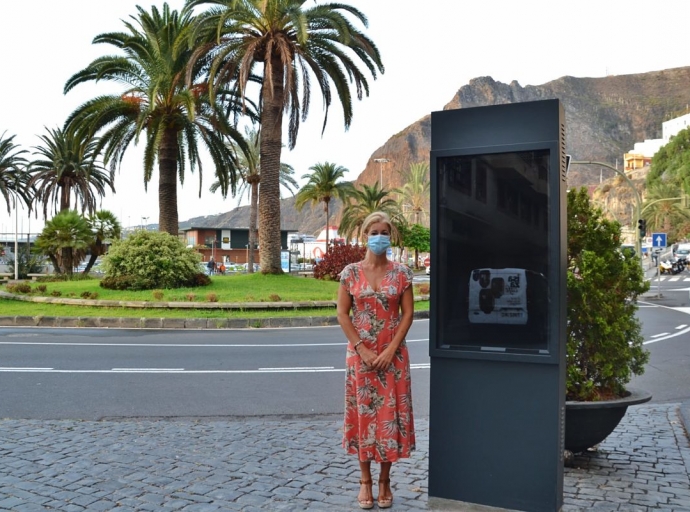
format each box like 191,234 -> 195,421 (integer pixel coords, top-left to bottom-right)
372,347 -> 396,371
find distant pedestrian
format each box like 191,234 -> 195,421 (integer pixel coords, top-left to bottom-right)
206,258 -> 215,275
337,211 -> 415,510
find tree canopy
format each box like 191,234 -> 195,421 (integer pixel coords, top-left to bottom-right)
187,0 -> 383,272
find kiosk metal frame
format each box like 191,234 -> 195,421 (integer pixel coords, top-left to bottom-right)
429,100 -> 567,512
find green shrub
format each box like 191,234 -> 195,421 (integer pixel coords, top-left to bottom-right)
35,284 -> 47,293
183,273 -> 212,287
566,189 -> 650,401
100,230 -> 205,290
268,294 -> 281,302
313,244 -> 366,281
152,290 -> 164,301
7,283 -> 32,294
51,290 -> 62,297
100,275 -> 155,291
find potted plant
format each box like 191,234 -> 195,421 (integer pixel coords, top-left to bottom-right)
565,188 -> 651,452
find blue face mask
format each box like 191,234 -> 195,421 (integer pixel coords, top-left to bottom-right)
368,234 -> 391,255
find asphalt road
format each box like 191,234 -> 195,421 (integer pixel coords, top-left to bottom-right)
1,276 -> 689,420
0,321 -> 430,421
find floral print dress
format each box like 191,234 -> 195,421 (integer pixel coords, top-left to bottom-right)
341,260 -> 416,462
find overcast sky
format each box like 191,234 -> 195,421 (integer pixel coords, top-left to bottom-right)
1,0 -> 688,233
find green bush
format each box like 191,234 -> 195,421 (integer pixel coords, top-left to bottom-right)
7,283 -> 32,294
566,188 -> 650,401
100,230 -> 205,290
313,244 -> 366,281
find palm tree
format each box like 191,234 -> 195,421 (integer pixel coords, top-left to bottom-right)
64,3 -> 252,236
0,132 -> 30,213
398,162 -> 430,226
186,0 -> 384,272
28,127 -> 114,219
295,162 -> 354,251
34,210 -> 93,276
339,182 -> 402,243
211,126 -> 297,272
642,181 -> 690,239
83,210 -> 122,275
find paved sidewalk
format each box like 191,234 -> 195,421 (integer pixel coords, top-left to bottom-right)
1,404 -> 689,511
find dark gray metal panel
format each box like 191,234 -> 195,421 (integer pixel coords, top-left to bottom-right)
429,100 -> 566,511
431,100 -> 562,151
429,358 -> 563,511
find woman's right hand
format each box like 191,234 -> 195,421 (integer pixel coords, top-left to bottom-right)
357,346 -> 378,367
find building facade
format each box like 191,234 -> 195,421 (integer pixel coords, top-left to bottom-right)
182,227 -> 296,264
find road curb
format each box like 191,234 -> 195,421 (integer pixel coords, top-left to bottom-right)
0,310 -> 431,329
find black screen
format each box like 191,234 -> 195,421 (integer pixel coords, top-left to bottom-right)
436,149 -> 550,354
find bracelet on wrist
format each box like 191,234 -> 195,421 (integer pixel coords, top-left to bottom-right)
353,340 -> 364,350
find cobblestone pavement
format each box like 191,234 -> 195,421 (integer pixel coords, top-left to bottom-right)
0,404 -> 688,511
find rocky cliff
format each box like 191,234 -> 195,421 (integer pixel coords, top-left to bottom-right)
184,66 -> 690,233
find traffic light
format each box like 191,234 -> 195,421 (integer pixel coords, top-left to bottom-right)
638,218 -> 646,237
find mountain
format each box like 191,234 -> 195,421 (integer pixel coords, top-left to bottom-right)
184,66 -> 690,233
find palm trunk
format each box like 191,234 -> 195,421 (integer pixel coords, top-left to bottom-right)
248,178 -> 259,273
258,56 -> 285,274
65,246 -> 73,277
324,199 -> 330,253
60,184 -> 71,269
48,254 -> 61,275
59,183 -> 71,212
158,128 -> 179,236
83,240 -> 102,275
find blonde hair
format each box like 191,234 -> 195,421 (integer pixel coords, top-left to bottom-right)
362,211 -> 397,240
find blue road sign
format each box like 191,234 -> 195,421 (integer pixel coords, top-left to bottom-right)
652,233 -> 667,248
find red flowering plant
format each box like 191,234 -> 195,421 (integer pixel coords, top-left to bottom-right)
313,244 -> 366,281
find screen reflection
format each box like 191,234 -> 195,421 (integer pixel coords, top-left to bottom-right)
437,150 -> 550,354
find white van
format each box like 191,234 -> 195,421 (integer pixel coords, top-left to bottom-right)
468,268 -> 546,326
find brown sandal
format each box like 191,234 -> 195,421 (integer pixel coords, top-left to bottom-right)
358,479 -> 374,509
378,478 -> 393,509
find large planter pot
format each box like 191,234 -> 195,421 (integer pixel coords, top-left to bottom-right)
565,388 -> 652,453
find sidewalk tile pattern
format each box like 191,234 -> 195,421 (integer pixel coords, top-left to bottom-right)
0,404 -> 688,511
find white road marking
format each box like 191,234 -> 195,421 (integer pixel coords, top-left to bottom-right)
0,367 -> 53,370
111,368 -> 184,372
259,366 -> 334,370
650,332 -> 670,338
0,338 -> 429,348
669,277 -> 681,281
0,365 -> 431,374
644,325 -> 690,344
676,324 -> 688,329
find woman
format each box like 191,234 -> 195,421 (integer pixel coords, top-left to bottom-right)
337,211 -> 416,509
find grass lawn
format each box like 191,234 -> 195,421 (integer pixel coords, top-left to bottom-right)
0,273 -> 430,319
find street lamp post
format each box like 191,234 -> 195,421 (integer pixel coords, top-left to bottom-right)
571,160 -> 643,261
13,194 -> 18,281
374,158 -> 390,188
141,216 -> 149,230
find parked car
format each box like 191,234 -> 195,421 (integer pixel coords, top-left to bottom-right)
243,263 -> 260,272
675,248 -> 690,262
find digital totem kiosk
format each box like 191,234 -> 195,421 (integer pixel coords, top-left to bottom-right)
428,100 -> 567,511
